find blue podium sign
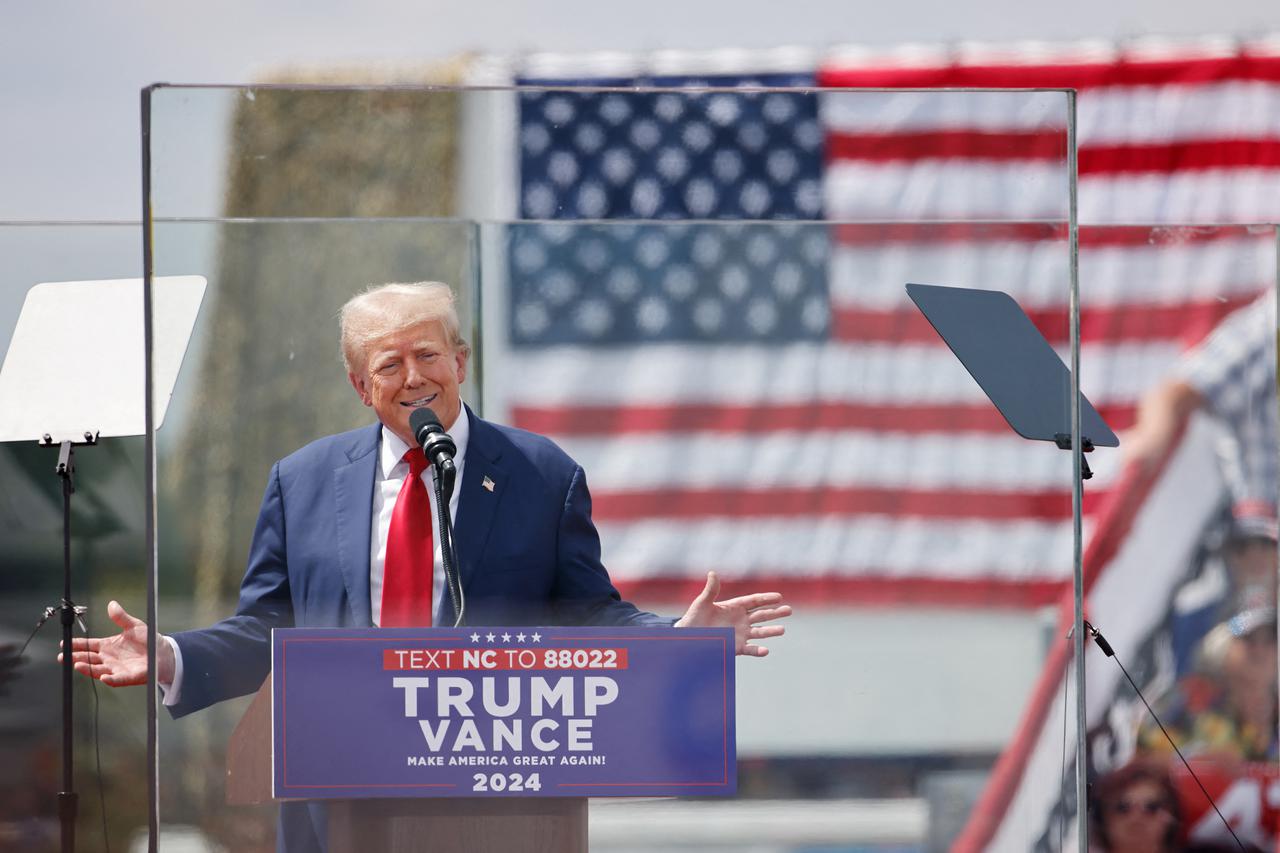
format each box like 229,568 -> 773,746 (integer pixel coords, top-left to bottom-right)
271,627 -> 735,799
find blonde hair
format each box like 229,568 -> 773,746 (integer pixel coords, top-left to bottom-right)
339,282 -> 470,374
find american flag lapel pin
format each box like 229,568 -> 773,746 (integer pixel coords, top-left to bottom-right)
482,476 -> 495,492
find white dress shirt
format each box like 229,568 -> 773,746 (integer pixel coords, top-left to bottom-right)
161,407 -> 470,704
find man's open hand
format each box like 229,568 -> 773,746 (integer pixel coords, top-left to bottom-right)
674,572 -> 791,657
59,600 -> 173,687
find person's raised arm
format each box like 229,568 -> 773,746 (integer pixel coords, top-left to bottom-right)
674,571 -> 791,657
61,600 -> 175,687
1124,378 -> 1205,471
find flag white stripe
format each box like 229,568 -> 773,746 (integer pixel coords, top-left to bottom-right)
820,90 -> 1069,134
597,516 -> 1081,579
830,238 -> 1274,310
1080,80 -> 1280,143
506,341 -> 1181,407
821,80 -> 1280,142
825,162 -> 1069,221
1079,169 -> 1280,224
827,162 -> 1280,223
559,431 -> 1118,492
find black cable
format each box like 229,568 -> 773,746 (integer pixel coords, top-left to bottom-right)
87,669 -> 110,853
80,615 -> 111,853
1084,621 -> 1247,852
17,611 -> 50,659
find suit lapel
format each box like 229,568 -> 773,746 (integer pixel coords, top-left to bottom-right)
332,423 -> 380,627
447,408 -> 507,613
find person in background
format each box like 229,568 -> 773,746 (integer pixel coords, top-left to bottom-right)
1170,523 -> 1278,677
1127,294 -> 1278,675
1126,294 -> 1277,519
1090,760 -> 1182,853
1138,606 -> 1278,765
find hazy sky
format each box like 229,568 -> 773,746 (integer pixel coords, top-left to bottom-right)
4,0 -> 1280,220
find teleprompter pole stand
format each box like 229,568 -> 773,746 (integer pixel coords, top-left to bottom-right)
905,282 -> 1118,849
29,429 -> 99,853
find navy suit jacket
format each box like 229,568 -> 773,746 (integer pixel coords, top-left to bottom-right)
169,409 -> 670,852
171,407 -> 668,719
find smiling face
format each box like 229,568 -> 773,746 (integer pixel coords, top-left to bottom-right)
348,318 -> 467,445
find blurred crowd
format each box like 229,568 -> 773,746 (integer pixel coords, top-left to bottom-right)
1092,294 -> 1279,851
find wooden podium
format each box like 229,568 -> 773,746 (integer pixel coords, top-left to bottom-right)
225,681 -> 587,853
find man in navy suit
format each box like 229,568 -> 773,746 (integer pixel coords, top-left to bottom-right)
68,281 -> 790,848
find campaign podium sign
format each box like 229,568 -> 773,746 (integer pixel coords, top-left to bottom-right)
271,626 -> 736,800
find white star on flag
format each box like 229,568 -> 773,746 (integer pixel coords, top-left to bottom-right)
531,632 -> 542,643
516,632 -> 527,643
501,632 -> 512,642
470,632 -> 480,643
485,632 -> 496,643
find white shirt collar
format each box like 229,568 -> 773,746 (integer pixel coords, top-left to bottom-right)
378,403 -> 471,479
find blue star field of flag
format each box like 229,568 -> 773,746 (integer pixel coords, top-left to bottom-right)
510,74 -> 829,347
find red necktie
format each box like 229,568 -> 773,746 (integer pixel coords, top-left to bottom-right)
381,448 -> 434,627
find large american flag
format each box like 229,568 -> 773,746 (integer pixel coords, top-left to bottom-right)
484,42 -> 1280,611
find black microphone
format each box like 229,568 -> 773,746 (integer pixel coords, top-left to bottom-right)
409,406 -> 457,474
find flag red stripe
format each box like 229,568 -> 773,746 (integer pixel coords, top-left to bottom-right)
617,575 -> 1068,609
832,221 -> 1272,247
828,131 -> 1280,173
819,54 -> 1280,90
511,402 -> 1138,435
832,295 -> 1256,347
826,129 -> 1066,162
833,221 -> 1064,245
591,485 -> 1100,521
1082,139 -> 1280,174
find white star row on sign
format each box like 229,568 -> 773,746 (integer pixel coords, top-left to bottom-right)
469,631 -> 543,643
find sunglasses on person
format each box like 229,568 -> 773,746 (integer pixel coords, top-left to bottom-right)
1109,798 -> 1169,816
